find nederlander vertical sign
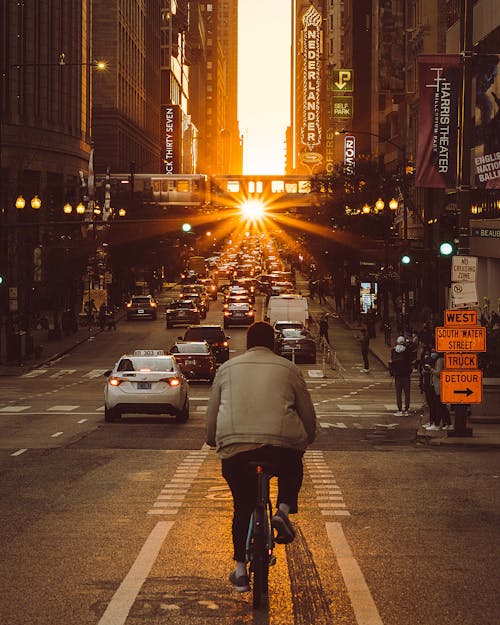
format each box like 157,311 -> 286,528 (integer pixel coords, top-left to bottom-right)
162,105 -> 181,174
301,4 -> 322,151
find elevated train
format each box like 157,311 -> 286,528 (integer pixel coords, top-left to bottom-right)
95,173 -> 312,212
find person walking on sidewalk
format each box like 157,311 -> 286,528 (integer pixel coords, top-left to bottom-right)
426,352 -> 453,431
317,278 -> 327,304
319,312 -> 331,345
359,328 -> 370,372
389,336 -> 413,415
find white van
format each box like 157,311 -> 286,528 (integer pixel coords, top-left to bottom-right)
266,294 -> 309,327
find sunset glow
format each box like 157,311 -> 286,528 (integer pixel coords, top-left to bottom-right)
238,0 -> 291,175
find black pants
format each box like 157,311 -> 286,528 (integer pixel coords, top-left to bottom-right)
222,446 -> 304,562
361,348 -> 369,369
395,375 -> 411,411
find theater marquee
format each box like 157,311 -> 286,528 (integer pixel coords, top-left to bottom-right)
301,4 -> 322,151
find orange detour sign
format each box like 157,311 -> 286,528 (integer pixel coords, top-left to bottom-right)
443,309 -> 478,326
444,353 -> 478,369
440,370 -> 483,404
435,326 -> 486,352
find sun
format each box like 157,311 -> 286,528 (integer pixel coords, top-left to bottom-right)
240,199 -> 266,221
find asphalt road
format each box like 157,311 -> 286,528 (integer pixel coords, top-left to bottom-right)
0,291 -> 499,625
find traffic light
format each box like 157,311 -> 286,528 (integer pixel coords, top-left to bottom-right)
400,253 -> 412,265
181,222 -> 192,233
439,241 -> 455,256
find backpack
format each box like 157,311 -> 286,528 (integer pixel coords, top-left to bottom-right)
389,349 -> 410,377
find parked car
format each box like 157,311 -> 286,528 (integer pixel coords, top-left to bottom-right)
181,325 -> 230,363
275,328 -> 316,364
126,295 -> 158,320
103,349 -> 189,422
170,341 -> 216,382
224,302 -> 255,328
165,299 -> 201,328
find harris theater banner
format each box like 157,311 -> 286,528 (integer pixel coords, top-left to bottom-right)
416,55 -> 461,188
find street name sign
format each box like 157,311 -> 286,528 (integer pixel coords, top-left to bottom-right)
444,309 -> 478,326
440,370 -> 483,404
435,326 -> 486,352
444,353 -> 478,369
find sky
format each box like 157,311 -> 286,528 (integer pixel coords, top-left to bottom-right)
238,0 -> 291,175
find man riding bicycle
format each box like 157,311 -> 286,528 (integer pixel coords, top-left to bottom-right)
206,322 -> 317,592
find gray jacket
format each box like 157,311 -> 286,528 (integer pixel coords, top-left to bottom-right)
205,346 -> 317,453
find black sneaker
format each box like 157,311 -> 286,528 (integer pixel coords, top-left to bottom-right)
229,570 -> 250,592
271,510 -> 296,544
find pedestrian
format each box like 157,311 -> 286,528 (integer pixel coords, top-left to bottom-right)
105,303 -> 116,330
418,346 -> 437,428
205,322 -> 317,593
308,278 -> 316,300
98,302 -> 107,330
389,336 -> 413,415
319,312 -> 330,345
366,307 -> 376,338
359,327 -> 370,372
317,278 -> 327,304
426,351 -> 453,431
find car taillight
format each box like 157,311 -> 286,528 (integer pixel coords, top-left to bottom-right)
126,302 -> 132,308
150,302 -> 157,308
222,341 -> 228,347
224,311 -> 230,316
109,376 -> 125,386
246,310 -> 254,316
166,377 -> 181,387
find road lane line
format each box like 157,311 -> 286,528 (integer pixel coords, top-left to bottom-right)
11,448 -> 28,456
97,521 -> 173,625
326,522 -> 383,625
51,431 -> 63,438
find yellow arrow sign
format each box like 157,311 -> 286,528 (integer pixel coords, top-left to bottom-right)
332,69 -> 353,92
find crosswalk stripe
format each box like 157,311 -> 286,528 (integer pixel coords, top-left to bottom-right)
47,405 -> 79,412
49,369 -> 77,379
21,369 -> 47,378
0,405 -> 31,412
84,369 -> 108,379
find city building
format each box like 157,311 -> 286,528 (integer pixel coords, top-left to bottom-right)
0,0 -> 95,362
93,0 -> 162,174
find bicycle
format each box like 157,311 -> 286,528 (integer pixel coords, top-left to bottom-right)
245,462 -> 277,610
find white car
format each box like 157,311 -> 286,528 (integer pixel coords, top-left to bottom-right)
103,350 -> 189,422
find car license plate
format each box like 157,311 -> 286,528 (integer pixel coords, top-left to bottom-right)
185,359 -> 196,365
137,381 -> 151,389
138,309 -> 144,314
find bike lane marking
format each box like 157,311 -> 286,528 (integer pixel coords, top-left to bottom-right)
325,522 -> 384,625
96,521 -> 174,625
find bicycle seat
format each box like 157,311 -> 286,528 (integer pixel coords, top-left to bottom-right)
247,460 -> 276,475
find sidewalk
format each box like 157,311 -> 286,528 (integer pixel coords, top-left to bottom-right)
295,272 -> 500,449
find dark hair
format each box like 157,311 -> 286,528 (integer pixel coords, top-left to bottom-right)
247,321 -> 275,350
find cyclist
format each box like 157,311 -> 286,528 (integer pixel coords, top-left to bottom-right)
206,321 -> 317,592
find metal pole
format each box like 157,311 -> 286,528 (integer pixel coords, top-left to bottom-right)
451,0 -> 474,437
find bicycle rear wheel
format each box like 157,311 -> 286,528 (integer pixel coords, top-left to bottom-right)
251,507 -> 269,610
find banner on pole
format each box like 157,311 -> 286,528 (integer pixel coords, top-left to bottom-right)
416,55 -> 461,188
